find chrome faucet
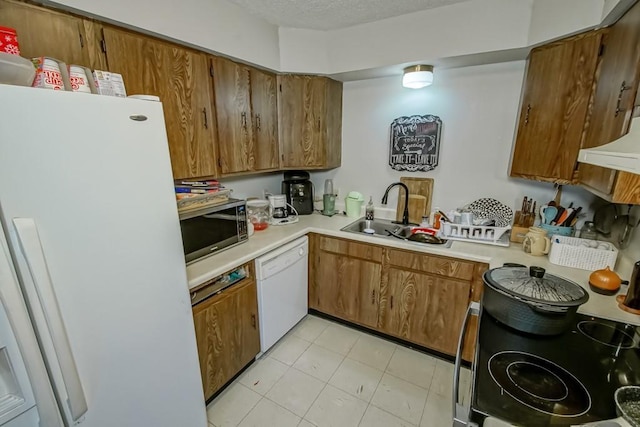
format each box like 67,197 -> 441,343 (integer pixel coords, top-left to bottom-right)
381,182 -> 413,226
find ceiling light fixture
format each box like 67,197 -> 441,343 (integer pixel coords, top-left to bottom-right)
402,65 -> 434,89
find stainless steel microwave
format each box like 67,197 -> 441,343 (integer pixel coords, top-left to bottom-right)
178,198 -> 248,264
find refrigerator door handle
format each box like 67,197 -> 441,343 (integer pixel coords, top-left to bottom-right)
12,218 -> 89,422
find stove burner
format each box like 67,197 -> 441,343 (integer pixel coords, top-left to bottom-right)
489,351 -> 591,417
577,321 -> 637,349
506,362 -> 568,401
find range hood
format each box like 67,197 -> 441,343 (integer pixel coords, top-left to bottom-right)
578,117 -> 640,174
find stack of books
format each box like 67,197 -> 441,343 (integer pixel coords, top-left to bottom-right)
175,180 -> 224,200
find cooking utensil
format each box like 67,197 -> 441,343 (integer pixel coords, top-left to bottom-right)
564,206 -> 581,227
552,206 -> 565,225
615,386 -> 640,427
482,265 -> 589,335
557,208 -> 572,226
543,206 -> 558,225
540,204 -> 548,225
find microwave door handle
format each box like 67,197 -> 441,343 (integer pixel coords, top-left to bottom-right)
12,218 -> 88,423
453,301 -> 479,427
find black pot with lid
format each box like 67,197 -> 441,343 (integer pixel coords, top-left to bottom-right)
482,265 -> 589,335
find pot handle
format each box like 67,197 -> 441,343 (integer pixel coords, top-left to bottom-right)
453,301 -> 480,427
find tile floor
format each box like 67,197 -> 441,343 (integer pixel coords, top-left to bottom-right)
206,315 -> 468,427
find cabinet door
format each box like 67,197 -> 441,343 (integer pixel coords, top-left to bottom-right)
510,31 -> 602,183
0,0 -> 105,69
212,57 -> 254,174
192,279 -> 260,400
579,2 -> 640,203
382,268 -> 470,356
311,251 -> 380,328
102,27 -> 218,179
324,77 -> 343,169
279,75 -> 326,168
250,68 -> 279,171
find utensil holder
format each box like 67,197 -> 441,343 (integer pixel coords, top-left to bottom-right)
540,224 -> 574,237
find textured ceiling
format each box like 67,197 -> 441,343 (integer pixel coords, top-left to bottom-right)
225,0 -> 470,30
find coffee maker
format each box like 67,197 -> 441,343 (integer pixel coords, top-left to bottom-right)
282,171 -> 314,215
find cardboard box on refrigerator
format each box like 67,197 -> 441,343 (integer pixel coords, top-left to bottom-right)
92,70 -> 127,97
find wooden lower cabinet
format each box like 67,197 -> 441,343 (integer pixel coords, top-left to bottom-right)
311,251 -> 381,329
309,234 -> 486,361
381,268 -> 470,356
192,277 -> 260,400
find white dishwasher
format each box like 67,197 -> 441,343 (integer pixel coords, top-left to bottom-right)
255,236 -> 308,353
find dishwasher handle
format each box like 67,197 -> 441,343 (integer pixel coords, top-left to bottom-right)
453,301 -> 479,427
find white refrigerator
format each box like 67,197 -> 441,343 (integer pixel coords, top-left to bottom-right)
0,84 -> 207,426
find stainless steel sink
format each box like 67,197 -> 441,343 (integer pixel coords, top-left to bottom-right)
341,218 -> 413,239
341,217 -> 452,247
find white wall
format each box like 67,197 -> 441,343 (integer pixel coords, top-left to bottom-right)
280,0 -> 535,75
46,0 -> 281,70
527,0 -> 603,45
311,61 -> 596,224
219,173 -> 284,200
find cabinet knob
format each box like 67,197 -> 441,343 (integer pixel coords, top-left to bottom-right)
524,104 -> 531,125
241,112 -> 247,129
251,313 -> 256,329
256,114 -> 261,131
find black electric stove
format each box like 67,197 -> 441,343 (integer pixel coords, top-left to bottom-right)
470,308 -> 640,426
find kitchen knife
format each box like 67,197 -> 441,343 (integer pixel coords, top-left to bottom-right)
530,201 -> 537,226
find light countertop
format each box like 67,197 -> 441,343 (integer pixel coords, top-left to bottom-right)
186,212 -> 640,326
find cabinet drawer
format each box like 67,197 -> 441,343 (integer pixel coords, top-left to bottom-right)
387,249 -> 474,280
319,236 -> 382,262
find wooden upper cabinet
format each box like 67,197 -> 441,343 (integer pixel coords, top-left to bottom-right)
212,56 -> 278,175
510,30 -> 603,184
578,1 -> 640,204
0,0 -> 106,69
278,75 -> 342,169
101,27 -> 218,179
250,68 -> 279,171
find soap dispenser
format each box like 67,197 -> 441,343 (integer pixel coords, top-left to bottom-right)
365,196 -> 375,220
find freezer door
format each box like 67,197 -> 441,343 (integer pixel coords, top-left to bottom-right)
0,224 -> 62,426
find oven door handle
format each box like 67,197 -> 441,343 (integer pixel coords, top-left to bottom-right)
453,301 -> 480,427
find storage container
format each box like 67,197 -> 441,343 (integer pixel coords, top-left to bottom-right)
548,235 -> 618,271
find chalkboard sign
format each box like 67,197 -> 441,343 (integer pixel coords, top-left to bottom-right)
389,115 -> 442,172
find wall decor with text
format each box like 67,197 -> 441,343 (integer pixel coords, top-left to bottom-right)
389,115 -> 442,172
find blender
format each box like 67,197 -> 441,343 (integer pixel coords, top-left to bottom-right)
322,179 -> 336,216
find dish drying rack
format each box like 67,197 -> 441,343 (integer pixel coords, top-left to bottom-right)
440,223 -> 511,247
